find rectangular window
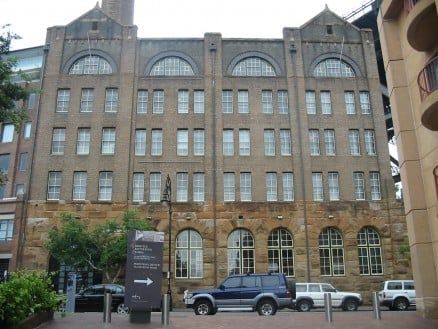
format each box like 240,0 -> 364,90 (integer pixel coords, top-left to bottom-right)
153,90 -> 164,114
73,171 -> 87,200
18,153 -> 28,171
0,217 -> 14,241
306,91 -> 316,114
80,88 -> 94,112
370,172 -> 381,200
312,172 -> 323,201
266,172 -> 277,201
98,171 -> 113,201
15,184 -> 24,197
194,90 -> 204,114
149,173 -> 161,202
151,129 -> 163,156
56,89 -> 70,113
239,129 -> 250,156
193,129 -> 204,156
0,154 -> 10,175
76,128 -> 90,155
101,128 -> 116,155
240,172 -> 252,201
193,173 -> 205,202
262,90 -> 273,114
360,91 -> 371,114
222,90 -> 233,113
27,93 -> 36,110
104,88 -> 118,113
23,122 -> 31,139
177,129 -> 189,156
344,91 -> 356,114
47,171 -> 62,200
264,129 -> 275,156
178,90 -> 189,114
132,173 -> 144,202
353,172 -> 365,200
238,90 -> 249,113
223,173 -> 235,202
349,129 -> 361,155
328,172 -> 340,201
309,129 -> 320,155
283,172 -> 294,201
278,91 -> 289,114
1,124 -> 14,143
137,90 -> 148,113
280,129 -> 292,156
324,129 -> 336,156
364,130 -> 376,155
177,172 -> 188,202
320,91 -> 332,114
135,129 -> 146,156
51,128 -> 65,155
223,129 -> 234,156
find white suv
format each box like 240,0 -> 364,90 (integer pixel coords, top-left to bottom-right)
378,280 -> 416,311
295,283 -> 362,312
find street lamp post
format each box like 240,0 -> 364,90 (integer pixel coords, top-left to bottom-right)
161,174 -> 172,309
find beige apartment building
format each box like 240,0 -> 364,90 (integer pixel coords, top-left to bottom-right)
0,0 -> 410,305
378,0 -> 438,318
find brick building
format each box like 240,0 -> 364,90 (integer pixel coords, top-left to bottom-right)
1,0 -> 409,305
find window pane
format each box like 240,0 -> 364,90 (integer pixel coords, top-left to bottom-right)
365,130 -> 376,155
18,153 -> 28,171
320,91 -> 332,114
77,128 -> 90,155
177,130 -> 188,156
2,124 -> 15,143
56,89 -> 70,113
240,172 -> 252,201
193,173 -> 205,202
349,130 -> 360,155
149,173 -> 161,202
283,172 -> 294,201
306,91 -> 316,114
324,129 -> 336,156
238,90 -> 249,113
153,90 -> 164,114
328,172 -> 339,201
264,130 -> 275,156
137,90 -> 148,113
98,172 -> 113,201
47,171 -> 62,200
177,172 -> 188,202
150,56 -> 194,76
51,128 -> 65,155
312,172 -> 323,201
278,91 -> 288,114
353,172 -> 365,200
178,90 -> 189,113
80,89 -> 94,112
193,129 -> 204,156
223,130 -> 234,156
73,171 -> 87,200
239,130 -> 250,156
101,128 -> 116,155
262,90 -> 273,114
280,130 -> 291,155
194,90 -> 204,114
222,90 -> 233,113
344,91 -> 355,114
132,173 -> 144,202
309,130 -> 320,155
266,172 -> 277,201
360,91 -> 371,114
104,88 -> 118,113
135,129 -> 147,156
370,172 -> 381,200
224,173 -> 235,202
151,130 -> 162,156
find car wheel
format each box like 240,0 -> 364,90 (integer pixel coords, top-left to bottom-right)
343,298 -> 358,311
194,300 -> 213,315
257,299 -> 277,316
393,297 -> 409,311
117,303 -> 130,315
297,300 -> 312,312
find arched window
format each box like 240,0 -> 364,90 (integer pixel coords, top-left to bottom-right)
150,56 -> 194,76
227,229 -> 255,275
357,227 -> 383,275
268,228 -> 294,276
314,58 -> 355,77
69,55 -> 113,74
175,229 -> 203,278
232,57 -> 276,77
319,227 -> 345,276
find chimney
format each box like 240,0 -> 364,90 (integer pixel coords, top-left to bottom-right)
101,0 -> 134,25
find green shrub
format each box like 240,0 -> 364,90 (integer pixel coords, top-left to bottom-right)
0,271 -> 62,327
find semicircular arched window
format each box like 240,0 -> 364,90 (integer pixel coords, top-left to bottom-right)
227,229 -> 255,275
314,58 -> 355,77
319,227 -> 345,276
232,57 -> 276,77
357,227 -> 383,275
268,228 -> 294,276
69,55 -> 113,75
150,56 -> 194,76
175,229 -> 203,278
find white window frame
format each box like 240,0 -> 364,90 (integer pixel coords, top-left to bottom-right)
319,227 -> 345,276
328,172 -> 340,201
151,129 -> 163,156
175,229 -> 203,278
240,172 -> 252,202
77,128 -> 90,155
47,171 -> 62,200
223,130 -> 234,156
344,91 -> 356,114
137,90 -> 148,113
239,129 -> 250,156
266,172 -> 278,201
101,128 -> 116,155
98,171 -> 113,201
80,88 -> 94,113
193,129 -> 204,156
132,173 -> 145,202
306,91 -> 316,114
364,130 -> 376,155
153,90 -> 164,114
357,227 -> 383,275
177,172 -> 188,202
280,129 -> 291,156
178,90 -> 189,114
194,90 -> 204,114
360,91 -> 371,114
56,89 -> 70,113
223,173 -> 235,202
193,173 -> 205,202
353,172 -> 365,200
349,129 -> 361,155
282,172 -> 294,201
238,90 -> 249,113
324,129 -> 336,156
320,91 -> 332,114
264,129 -> 275,156
309,129 -> 320,156
23,122 -> 32,139
72,171 -> 87,200
370,172 -> 381,200
278,91 -> 289,114
51,128 -> 65,155
1,124 -> 15,143
262,90 -> 273,114
135,129 -> 147,156
104,88 -> 118,113
149,173 -> 161,202
177,129 -> 189,156
222,90 -> 233,113
312,172 -> 324,201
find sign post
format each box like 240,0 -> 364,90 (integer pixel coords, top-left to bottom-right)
125,230 -> 164,323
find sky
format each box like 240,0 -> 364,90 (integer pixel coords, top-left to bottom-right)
1,0 -> 374,50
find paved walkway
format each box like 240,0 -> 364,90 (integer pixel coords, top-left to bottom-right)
38,310 -> 438,329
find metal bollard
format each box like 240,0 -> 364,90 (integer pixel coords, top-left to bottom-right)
324,293 -> 333,323
103,292 -> 112,324
372,292 -> 381,320
162,294 -> 170,326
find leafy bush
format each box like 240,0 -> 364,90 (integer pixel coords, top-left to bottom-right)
0,271 -> 61,327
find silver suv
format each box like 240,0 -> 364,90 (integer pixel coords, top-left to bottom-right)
295,283 -> 362,312
378,280 -> 416,311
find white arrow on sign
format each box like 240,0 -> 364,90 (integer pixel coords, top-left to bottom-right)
134,278 -> 153,286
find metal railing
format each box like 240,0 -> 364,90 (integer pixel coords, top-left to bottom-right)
418,56 -> 438,100
404,0 -> 420,13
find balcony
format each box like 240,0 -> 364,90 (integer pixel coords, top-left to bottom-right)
405,0 -> 438,51
418,56 -> 438,130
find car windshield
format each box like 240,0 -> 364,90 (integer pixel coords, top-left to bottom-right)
322,284 -> 336,292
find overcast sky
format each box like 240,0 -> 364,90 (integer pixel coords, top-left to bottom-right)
1,0 -> 373,50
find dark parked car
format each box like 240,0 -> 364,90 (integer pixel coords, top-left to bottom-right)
75,284 -> 129,314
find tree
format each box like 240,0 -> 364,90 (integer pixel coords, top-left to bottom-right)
46,211 -> 154,283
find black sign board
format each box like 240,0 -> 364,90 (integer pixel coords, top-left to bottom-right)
125,230 -> 164,311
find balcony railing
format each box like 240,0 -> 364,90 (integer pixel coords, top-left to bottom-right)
418,56 -> 438,100
404,0 -> 419,13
